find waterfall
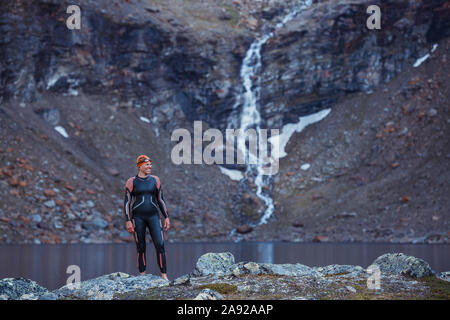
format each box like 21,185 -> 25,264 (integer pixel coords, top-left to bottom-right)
227,1 -> 319,233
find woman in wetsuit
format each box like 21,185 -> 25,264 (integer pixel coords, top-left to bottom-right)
123,155 -> 170,280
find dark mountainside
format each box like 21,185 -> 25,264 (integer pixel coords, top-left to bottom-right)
0,0 -> 448,244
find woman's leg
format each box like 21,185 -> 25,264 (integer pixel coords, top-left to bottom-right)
133,217 -> 147,274
147,215 -> 167,276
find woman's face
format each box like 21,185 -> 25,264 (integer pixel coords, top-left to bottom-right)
139,161 -> 152,175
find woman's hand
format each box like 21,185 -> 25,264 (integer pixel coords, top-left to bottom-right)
126,221 -> 134,233
163,218 -> 170,231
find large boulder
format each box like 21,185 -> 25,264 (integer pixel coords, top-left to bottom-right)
257,263 -> 318,277
192,252 -> 235,277
53,272 -> 169,300
437,271 -> 450,282
230,261 -> 319,277
194,288 -> 224,300
0,278 -> 53,300
371,253 -> 435,278
314,264 -> 366,277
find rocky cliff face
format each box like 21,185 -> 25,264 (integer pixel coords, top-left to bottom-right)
0,0 -> 448,243
260,0 -> 449,127
0,0 -> 253,131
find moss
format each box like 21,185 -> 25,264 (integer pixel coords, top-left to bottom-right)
219,4 -> 240,27
418,276 -> 450,300
343,276 -> 450,301
59,295 -> 83,300
198,283 -> 238,295
324,271 -> 351,277
243,274 -> 284,280
248,294 -> 286,300
113,288 -> 163,300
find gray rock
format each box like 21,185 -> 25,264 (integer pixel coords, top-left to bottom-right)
53,272 -> 169,300
35,108 -> 60,126
314,264 -> 366,277
427,108 -> 437,117
194,288 -> 224,300
86,200 -> 95,208
83,217 -> 109,230
436,271 -> 450,282
336,212 -> 358,218
118,231 -> 131,239
106,272 -> 131,281
19,293 -> 39,300
345,286 -> 357,293
107,167 -> 120,176
53,219 -> 64,229
258,263 -> 319,277
91,217 -> 109,229
31,214 -> 42,223
44,200 -> 55,208
38,292 -> 59,300
371,253 -> 435,278
243,262 -> 260,274
0,278 -> 50,300
231,261 -> 318,277
230,262 -> 261,276
173,274 -> 190,286
192,252 -> 235,277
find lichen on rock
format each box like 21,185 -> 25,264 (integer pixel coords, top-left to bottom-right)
371,253 -> 435,278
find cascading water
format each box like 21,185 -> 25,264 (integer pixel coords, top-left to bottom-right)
227,1 -> 314,233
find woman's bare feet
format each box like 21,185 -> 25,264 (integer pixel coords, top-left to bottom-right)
161,273 -> 168,280
140,272 -> 146,276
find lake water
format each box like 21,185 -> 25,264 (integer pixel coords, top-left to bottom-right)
0,242 -> 448,290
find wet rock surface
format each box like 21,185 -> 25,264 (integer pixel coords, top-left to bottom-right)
1,252 -> 449,300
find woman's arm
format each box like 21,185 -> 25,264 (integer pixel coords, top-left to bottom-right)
123,177 -> 135,221
153,175 -> 169,219
156,186 -> 169,219
124,188 -> 132,221
157,185 -> 170,231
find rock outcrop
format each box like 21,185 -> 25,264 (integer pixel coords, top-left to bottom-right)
194,288 -> 224,300
1,252 -> 448,300
371,253 -> 435,278
53,272 -> 169,300
192,252 -> 236,277
0,278 -> 57,300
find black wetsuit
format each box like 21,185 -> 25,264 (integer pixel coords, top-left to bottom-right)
124,174 -> 169,274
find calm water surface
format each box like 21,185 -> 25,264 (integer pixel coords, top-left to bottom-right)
0,242 -> 448,290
